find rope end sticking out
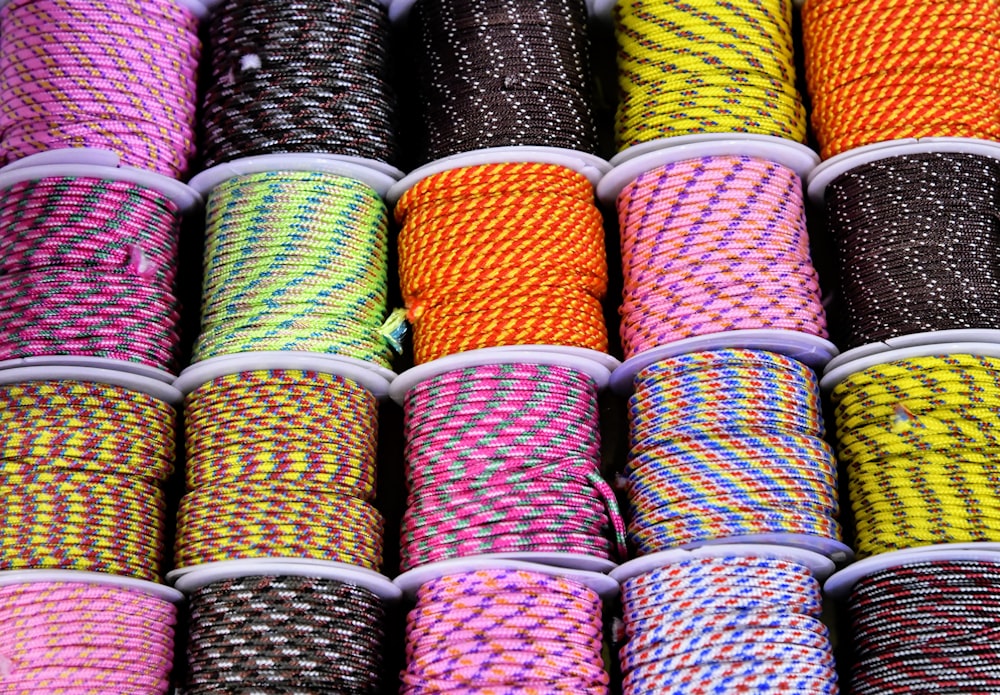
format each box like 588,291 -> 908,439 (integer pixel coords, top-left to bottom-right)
380,307 -> 409,354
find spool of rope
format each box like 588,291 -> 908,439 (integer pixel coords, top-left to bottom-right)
202,0 -> 397,168
612,0 -> 806,153
191,171 -> 397,368
626,349 -> 842,555
396,162 -> 608,364
174,370 -> 383,571
183,574 -> 385,693
848,560 -> 1000,694
616,155 -> 827,359
408,0 -> 599,164
803,0 -> 1000,159
619,556 -> 838,694
0,0 -> 201,178
0,380 -> 174,582
0,176 -> 182,374
400,362 -> 625,571
401,568 -> 609,693
0,581 -> 176,694
824,152 -> 1000,351
832,353 -> 1000,558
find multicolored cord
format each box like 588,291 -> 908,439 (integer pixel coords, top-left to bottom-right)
626,349 -> 841,554
401,569 -> 609,694
617,156 -> 827,358
396,163 -> 608,364
174,370 -> 383,571
401,363 -> 626,570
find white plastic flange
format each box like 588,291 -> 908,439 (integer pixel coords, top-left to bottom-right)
0,569 -> 182,603
0,365 -> 182,406
821,341 -> 1000,392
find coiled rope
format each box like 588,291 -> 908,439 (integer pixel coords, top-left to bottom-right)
184,575 -> 385,693
0,582 -> 176,694
803,0 -> 1000,159
0,0 -> 201,178
617,155 -> 827,359
410,0 -> 598,164
849,560 -> 1000,694
396,163 -> 608,364
401,363 -> 626,571
202,0 -> 397,168
0,177 -> 182,373
0,380 -> 174,582
174,370 -> 383,571
192,171 -> 396,368
620,557 -> 838,694
613,0 -> 805,151
401,569 -> 609,694
626,349 -> 841,554
825,152 -> 1000,350
832,354 -> 1000,558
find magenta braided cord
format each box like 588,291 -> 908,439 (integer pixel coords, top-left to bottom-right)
401,568 -> 609,694
0,582 -> 176,694
617,155 -> 827,359
0,177 -> 182,372
0,0 -> 200,178
400,363 -> 626,571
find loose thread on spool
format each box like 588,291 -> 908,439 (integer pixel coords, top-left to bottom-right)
0,177 -> 182,373
193,171 -> 396,368
174,370 -> 383,571
0,0 -> 201,178
396,162 -> 608,364
411,0 -> 598,164
826,152 -> 1000,350
0,380 -> 175,582
803,0 -> 1000,159
203,0 -> 397,168
849,561 -> 1000,694
184,575 -> 385,694
613,0 -> 805,150
626,349 -> 841,554
617,155 -> 827,359
400,363 -> 626,571
0,582 -> 176,694
619,557 -> 838,694
401,569 -> 609,694
832,354 -> 1000,558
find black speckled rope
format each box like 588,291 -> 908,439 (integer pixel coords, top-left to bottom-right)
183,575 -> 385,693
826,152 -> 1000,349
849,561 -> 1000,694
411,0 -> 599,164
202,0 -> 397,168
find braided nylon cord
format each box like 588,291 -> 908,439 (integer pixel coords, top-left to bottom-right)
396,162 -> 609,364
401,569 -> 609,694
174,370 -> 383,571
192,171 -> 396,368
613,0 -> 805,150
626,349 -> 841,554
0,582 -> 176,695
833,354 -> 1000,558
0,0 -> 201,178
620,557 -> 838,694
0,177 -> 182,372
0,381 -> 175,582
401,363 -> 626,570
803,0 -> 1000,159
617,156 -> 827,359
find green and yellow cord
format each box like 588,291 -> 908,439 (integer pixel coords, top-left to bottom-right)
613,0 -> 806,150
0,381 -> 176,582
833,354 -> 1000,558
174,370 -> 383,571
193,171 -> 400,368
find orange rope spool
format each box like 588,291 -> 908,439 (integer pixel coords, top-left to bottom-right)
802,0 -> 1000,159
396,162 -> 609,364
